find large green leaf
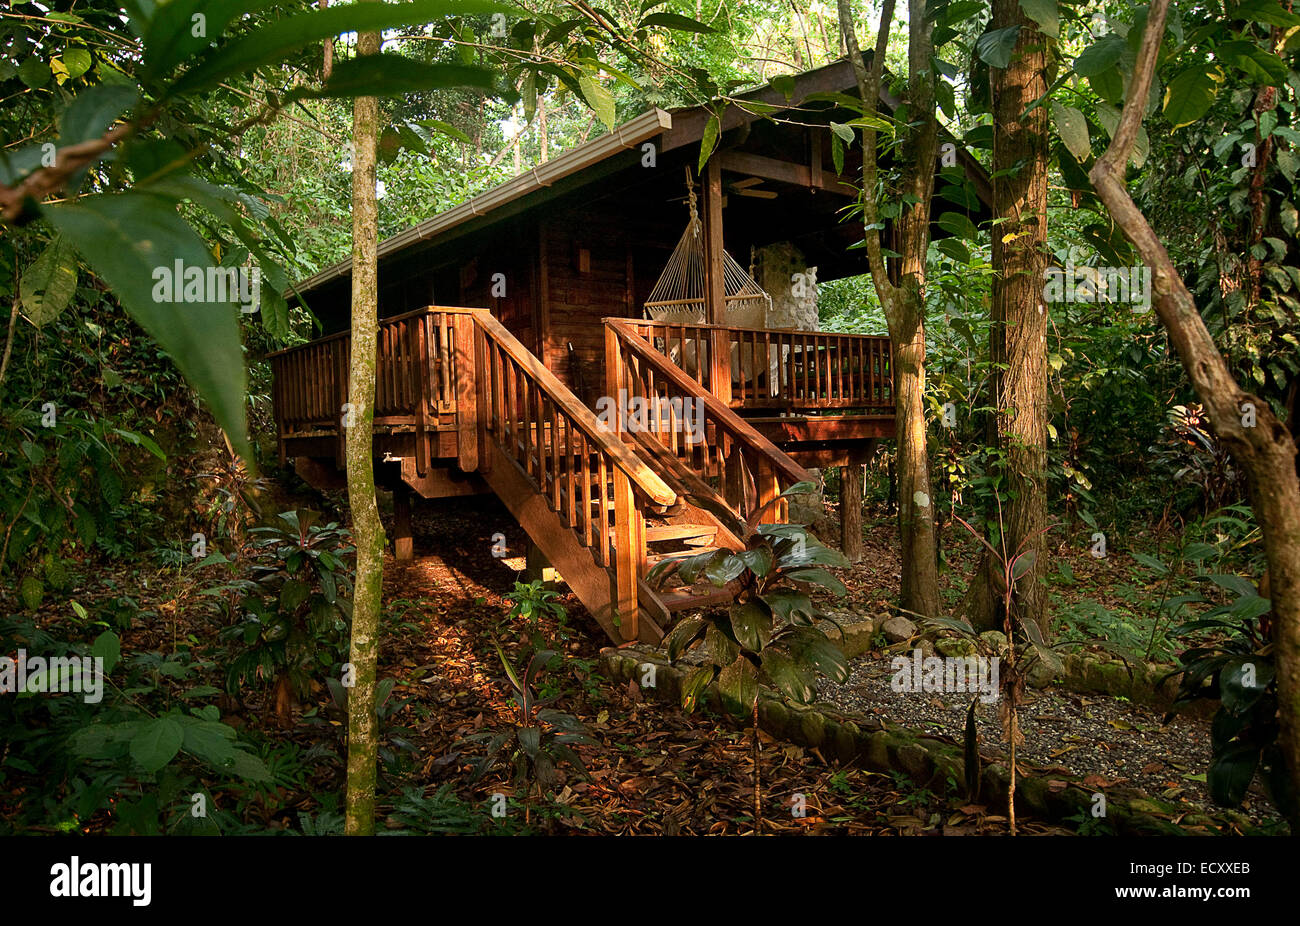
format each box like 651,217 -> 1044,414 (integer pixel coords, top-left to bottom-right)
1208,741 -> 1260,806
1216,41 -> 1288,84
975,25 -> 1021,68
729,600 -> 772,652
761,649 -> 815,704
1219,656 -> 1273,714
1051,102 -> 1091,162
1163,66 -> 1223,130
1019,0 -> 1059,38
785,567 -> 848,596
1073,34 -> 1126,77
639,11 -> 714,33
19,236 -> 79,328
130,717 -> 184,773
165,0 -> 506,98
716,658 -> 758,716
578,73 -> 617,131
60,84 -> 139,147
293,56 -> 496,100
43,192 -> 251,460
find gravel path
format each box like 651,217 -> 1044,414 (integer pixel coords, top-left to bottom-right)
817,651 -> 1282,825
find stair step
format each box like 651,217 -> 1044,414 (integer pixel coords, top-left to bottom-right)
646,546 -> 720,567
657,586 -> 736,613
645,524 -> 718,544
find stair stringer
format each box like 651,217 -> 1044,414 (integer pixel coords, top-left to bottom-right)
478,441 -> 664,645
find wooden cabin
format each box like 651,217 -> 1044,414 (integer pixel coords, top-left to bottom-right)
270,58 -> 991,646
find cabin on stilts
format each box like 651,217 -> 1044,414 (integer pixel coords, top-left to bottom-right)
269,57 -> 992,646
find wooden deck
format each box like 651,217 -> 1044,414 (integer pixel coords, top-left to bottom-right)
269,306 -> 894,644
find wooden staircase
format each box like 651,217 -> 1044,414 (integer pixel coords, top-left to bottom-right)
271,306 -> 837,646
430,309 -> 811,645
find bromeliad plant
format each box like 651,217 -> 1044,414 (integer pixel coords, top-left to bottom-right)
460,644 -> 594,824
650,482 -> 852,834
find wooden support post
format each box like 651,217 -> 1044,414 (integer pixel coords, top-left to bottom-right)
840,462 -> 865,564
453,314 -> 479,472
393,484 -> 414,562
755,456 -> 780,524
702,156 -> 732,405
612,468 -> 640,643
413,316 -> 430,477
604,323 -> 624,428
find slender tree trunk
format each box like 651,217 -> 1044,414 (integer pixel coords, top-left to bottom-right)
344,12 -> 385,837
319,0 -> 332,80
964,0 -> 1050,633
1092,0 -> 1300,830
836,0 -> 941,620
538,97 -> 548,164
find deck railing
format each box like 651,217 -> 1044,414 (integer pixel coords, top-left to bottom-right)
618,319 -> 894,413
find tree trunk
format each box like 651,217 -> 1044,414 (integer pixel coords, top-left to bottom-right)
1091,0 -> 1300,830
835,0 -> 941,620
893,315 -> 940,617
964,0 -> 1050,633
344,12 -> 385,837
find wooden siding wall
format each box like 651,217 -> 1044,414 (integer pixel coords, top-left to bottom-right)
541,214 -> 633,404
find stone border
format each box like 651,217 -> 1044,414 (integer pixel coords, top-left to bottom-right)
599,645 -> 1268,835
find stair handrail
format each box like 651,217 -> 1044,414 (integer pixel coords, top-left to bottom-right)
604,317 -> 810,488
460,308 -> 676,507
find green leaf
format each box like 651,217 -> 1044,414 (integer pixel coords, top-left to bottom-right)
43,192 -> 250,461
716,658 -> 758,716
1231,0 -> 1300,27
61,48 -> 93,81
1206,574 -> 1257,598
60,84 -> 139,146
165,0 -> 506,98
91,630 -> 121,676
785,568 -> 848,596
1019,0 -> 1059,38
1219,657 -> 1273,714
936,211 -> 978,240
131,718 -> 184,773
703,553 -> 747,587
975,26 -> 1021,68
680,665 -> 714,712
1208,741 -> 1259,806
1051,102 -> 1091,162
829,121 -> 855,143
19,57 -> 51,89
19,236 -> 79,328
1220,41 -> 1288,84
738,546 -> 773,578
1163,66 -> 1222,130
639,11 -> 714,33
698,112 -> 720,173
761,649 -> 815,703
1073,34 -> 1126,77
578,73 -> 617,131
936,238 -> 971,263
1088,66 -> 1124,105
1130,551 -> 1169,574
729,600 -> 771,652
830,132 -> 845,176
291,56 -> 495,100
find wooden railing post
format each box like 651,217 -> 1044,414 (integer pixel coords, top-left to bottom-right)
453,313 -> 478,472
612,467 -> 640,643
413,316 -> 430,477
